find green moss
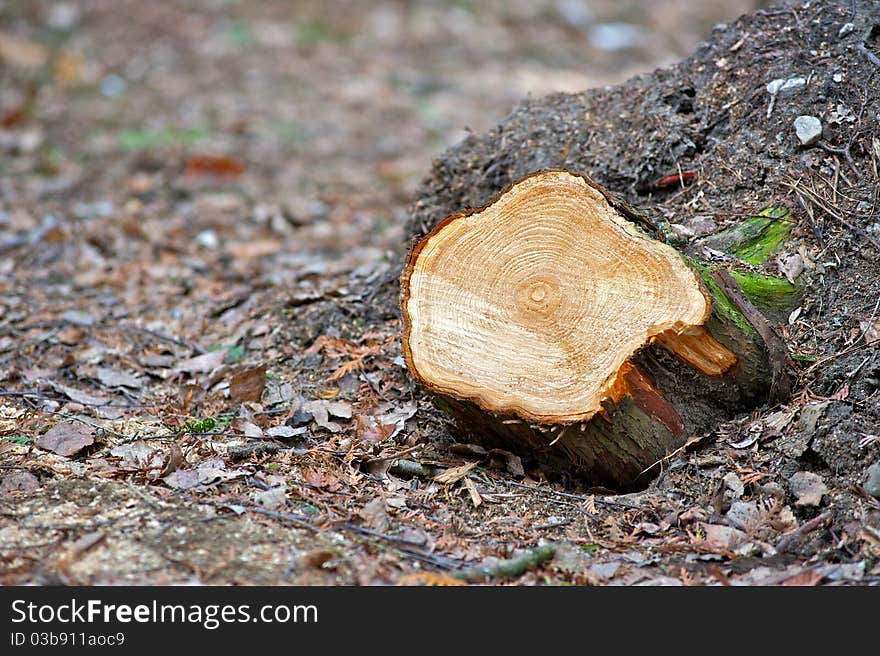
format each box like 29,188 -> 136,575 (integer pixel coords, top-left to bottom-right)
688,260 -> 758,339
730,269 -> 801,314
728,207 -> 793,264
432,395 -> 455,416
118,126 -> 210,151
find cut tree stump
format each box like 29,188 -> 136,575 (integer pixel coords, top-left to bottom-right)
401,169 -> 789,490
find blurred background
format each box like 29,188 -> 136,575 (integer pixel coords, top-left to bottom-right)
1,0 -> 771,283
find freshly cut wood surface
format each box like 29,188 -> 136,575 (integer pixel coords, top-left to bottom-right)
402,169 -> 715,424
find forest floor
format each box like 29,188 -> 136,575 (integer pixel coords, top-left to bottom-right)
2,0 -> 879,586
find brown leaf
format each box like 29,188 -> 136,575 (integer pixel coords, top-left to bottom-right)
95,367 -> 142,390
230,365 -> 267,403
302,467 -> 340,491
861,318 -> 880,346
181,155 -> 245,181
157,443 -> 184,478
47,381 -> 110,406
177,350 -> 226,374
488,449 -> 525,477
35,421 -> 94,457
781,569 -> 824,586
358,497 -> 390,532
0,471 -> 40,495
299,549 -> 335,569
397,572 -> 466,586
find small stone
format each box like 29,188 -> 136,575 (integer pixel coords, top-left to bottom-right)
669,223 -> 694,240
838,22 -> 855,38
833,72 -> 843,83
864,461 -> 880,498
588,23 -> 643,52
789,471 -> 828,507
723,472 -> 745,499
794,116 -> 822,146
777,77 -> 806,97
195,229 -> 219,249
766,78 -> 785,95
100,74 -> 127,98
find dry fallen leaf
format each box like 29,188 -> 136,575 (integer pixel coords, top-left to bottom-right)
488,449 -> 525,477
0,471 -> 40,495
109,441 -> 162,469
48,381 -> 110,407
177,350 -> 226,374
396,572 -> 466,586
163,458 -> 245,490
358,497 -> 390,532
35,421 -> 94,457
158,443 -> 184,478
781,569 -> 824,586
230,365 -> 267,403
95,367 -> 142,390
861,318 -> 880,346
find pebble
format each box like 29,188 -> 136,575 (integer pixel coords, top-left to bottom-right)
794,115 -> 822,146
838,22 -> 855,38
588,23 -> 642,51
865,461 -> 880,499
767,77 -> 806,98
195,229 -> 219,249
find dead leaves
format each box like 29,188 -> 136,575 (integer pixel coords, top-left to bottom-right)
860,318 -> 880,346
0,471 -> 40,494
163,457 -> 248,491
35,421 -> 94,456
177,350 -> 226,374
306,334 -> 393,381
301,399 -> 352,433
230,365 -> 267,403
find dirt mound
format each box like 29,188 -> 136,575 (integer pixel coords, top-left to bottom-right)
406,1 -> 880,494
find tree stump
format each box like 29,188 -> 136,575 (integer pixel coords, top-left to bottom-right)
401,169 -> 787,490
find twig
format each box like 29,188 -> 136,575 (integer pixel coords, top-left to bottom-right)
711,270 -> 791,404
362,444 -> 422,464
504,480 -> 643,510
122,482 -> 165,510
338,523 -> 427,547
775,511 -> 832,552
199,500 -> 319,533
451,545 -> 556,582
816,140 -> 859,178
789,179 -> 880,252
121,326 -> 205,354
858,43 -> 880,68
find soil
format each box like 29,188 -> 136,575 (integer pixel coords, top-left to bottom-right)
1,0 -> 879,586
